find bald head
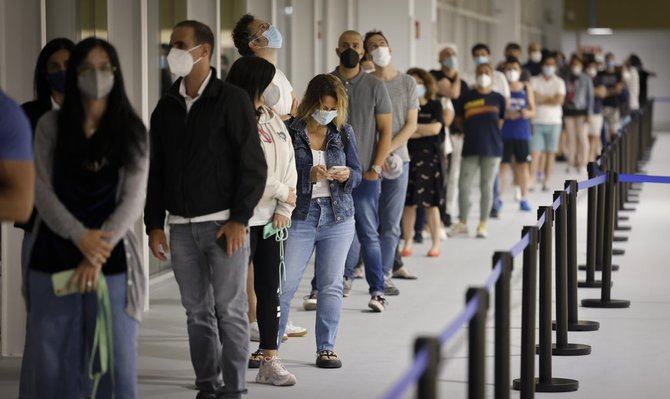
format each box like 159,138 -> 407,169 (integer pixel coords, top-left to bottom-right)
338,30 -> 362,47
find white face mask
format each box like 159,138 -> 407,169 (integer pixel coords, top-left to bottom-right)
474,55 -> 489,66
371,46 -> 392,67
587,67 -> 598,78
530,51 -> 542,63
622,70 -> 632,81
477,74 -> 492,88
571,65 -> 583,75
263,83 -> 281,108
167,45 -> 203,77
542,65 -> 556,77
505,69 -> 520,83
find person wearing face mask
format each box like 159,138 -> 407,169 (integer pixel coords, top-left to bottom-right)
362,30 -> 419,296
145,20 -> 267,399
15,36 -> 75,399
586,58 -> 607,162
23,37 -> 148,399
627,54 -> 655,106
233,14 -> 297,120
331,30 -> 393,312
563,55 -> 594,174
449,63 -> 506,239
232,13 -> 308,342
430,45 -> 468,228
622,61 -> 640,112
497,42 -> 531,82
225,56 -> 298,386
524,43 -> 543,77
282,74 -> 361,369
529,53 -> 566,191
402,68 -> 446,257
501,57 -> 535,212
598,52 -> 624,140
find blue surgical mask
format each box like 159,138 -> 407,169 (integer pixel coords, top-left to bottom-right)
442,57 -> 457,70
262,25 -> 283,49
607,61 -> 616,70
47,70 -> 66,94
416,84 -> 426,99
475,55 -> 489,66
312,109 -> 337,126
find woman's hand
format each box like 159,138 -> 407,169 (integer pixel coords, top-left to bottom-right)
521,109 -> 532,119
76,229 -> 113,268
286,187 -> 297,206
310,165 -> 328,183
330,167 -> 351,182
68,258 -> 102,293
273,213 -> 290,229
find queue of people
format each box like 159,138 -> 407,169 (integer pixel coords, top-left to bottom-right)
0,15 -> 653,399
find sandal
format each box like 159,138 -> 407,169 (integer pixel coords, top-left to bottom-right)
316,350 -> 342,369
248,349 -> 263,369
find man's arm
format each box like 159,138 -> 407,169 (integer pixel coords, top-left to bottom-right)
371,113 -> 393,176
389,108 -> 418,153
0,160 -> 34,222
144,110 -> 167,234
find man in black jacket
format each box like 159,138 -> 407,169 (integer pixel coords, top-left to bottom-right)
144,20 -> 266,399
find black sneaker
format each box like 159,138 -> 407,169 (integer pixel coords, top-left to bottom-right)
196,391 -> 216,399
316,350 -> 342,368
489,207 -> 499,219
413,232 -> 424,244
248,349 -> 263,369
368,295 -> 388,312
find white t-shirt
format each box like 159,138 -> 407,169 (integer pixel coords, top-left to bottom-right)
531,75 -> 566,125
272,68 -> 294,116
311,150 -> 331,199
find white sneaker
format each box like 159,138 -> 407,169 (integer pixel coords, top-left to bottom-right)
476,222 -> 488,238
514,186 -> 522,202
256,357 -> 297,386
285,321 -> 307,337
250,321 -> 260,342
439,227 -> 447,241
447,222 -> 468,237
302,292 -> 317,311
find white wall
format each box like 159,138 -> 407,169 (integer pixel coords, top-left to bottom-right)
413,0 -> 437,72
561,30 -> 670,130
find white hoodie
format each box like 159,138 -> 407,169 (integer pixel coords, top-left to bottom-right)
248,106 -> 298,227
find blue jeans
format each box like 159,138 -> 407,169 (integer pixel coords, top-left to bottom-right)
379,163 -> 409,278
170,222 -> 249,398
344,178 -> 384,295
24,271 -> 138,399
492,174 -> 502,212
278,198 -> 355,351
19,232 -> 34,399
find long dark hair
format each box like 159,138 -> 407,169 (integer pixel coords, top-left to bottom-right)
34,38 -> 75,107
225,56 -> 275,116
57,38 -> 146,171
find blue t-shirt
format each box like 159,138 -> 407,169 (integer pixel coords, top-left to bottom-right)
592,75 -> 604,114
0,90 -> 32,161
502,89 -> 531,140
455,89 -> 506,157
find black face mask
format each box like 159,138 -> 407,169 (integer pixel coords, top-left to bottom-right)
339,48 -> 360,69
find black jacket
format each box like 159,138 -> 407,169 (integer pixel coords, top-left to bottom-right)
144,69 -> 267,232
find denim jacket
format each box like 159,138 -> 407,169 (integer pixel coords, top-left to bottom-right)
286,118 -> 362,222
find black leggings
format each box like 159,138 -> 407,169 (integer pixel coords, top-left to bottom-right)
249,225 -> 281,350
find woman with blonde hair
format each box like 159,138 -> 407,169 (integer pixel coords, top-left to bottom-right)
279,74 -> 361,368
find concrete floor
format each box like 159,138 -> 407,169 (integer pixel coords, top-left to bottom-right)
1,133 -> 669,399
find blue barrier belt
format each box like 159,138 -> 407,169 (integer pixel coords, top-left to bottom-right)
619,174 -> 670,184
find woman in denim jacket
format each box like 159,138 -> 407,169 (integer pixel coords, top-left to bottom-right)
278,74 -> 361,369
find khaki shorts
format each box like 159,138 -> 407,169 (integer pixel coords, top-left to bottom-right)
588,113 -> 604,137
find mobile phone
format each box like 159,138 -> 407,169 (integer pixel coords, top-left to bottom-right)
52,269 -> 78,296
328,165 -> 348,173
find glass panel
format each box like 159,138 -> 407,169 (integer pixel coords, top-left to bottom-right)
219,0 -> 247,80
79,0 -> 108,39
146,0 -> 187,277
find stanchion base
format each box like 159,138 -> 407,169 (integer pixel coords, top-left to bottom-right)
619,215 -> 630,221
567,320 -> 601,331
613,235 -> 629,242
615,225 -> 632,232
579,264 -> 620,271
512,377 -> 580,393
613,248 -> 626,256
582,298 -> 631,308
578,280 -> 612,288
619,207 -> 636,212
536,343 -> 592,356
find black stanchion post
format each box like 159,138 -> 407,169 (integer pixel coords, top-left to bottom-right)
493,252 -> 512,399
582,172 -> 631,309
564,180 -> 600,330
535,207 -> 578,392
414,336 -> 440,399
467,287 -> 489,399
547,191 -> 591,355
578,164 -> 606,287
513,226 -> 539,398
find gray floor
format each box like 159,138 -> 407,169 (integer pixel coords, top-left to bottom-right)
2,133 -> 669,399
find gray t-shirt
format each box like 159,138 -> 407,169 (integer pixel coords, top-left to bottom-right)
384,72 -> 420,162
332,68 -> 393,171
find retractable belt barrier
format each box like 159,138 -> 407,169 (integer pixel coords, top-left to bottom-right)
380,99 -> 667,399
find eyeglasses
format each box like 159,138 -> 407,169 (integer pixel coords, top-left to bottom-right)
250,22 -> 271,42
77,64 -> 116,75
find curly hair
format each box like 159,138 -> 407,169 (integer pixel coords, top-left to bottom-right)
232,14 -> 255,56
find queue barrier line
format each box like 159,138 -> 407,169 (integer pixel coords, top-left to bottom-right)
619,173 -> 670,184
577,174 -> 608,191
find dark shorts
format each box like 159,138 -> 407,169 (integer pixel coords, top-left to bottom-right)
502,139 -> 530,163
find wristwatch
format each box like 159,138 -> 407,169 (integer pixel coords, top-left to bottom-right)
371,164 -> 383,178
